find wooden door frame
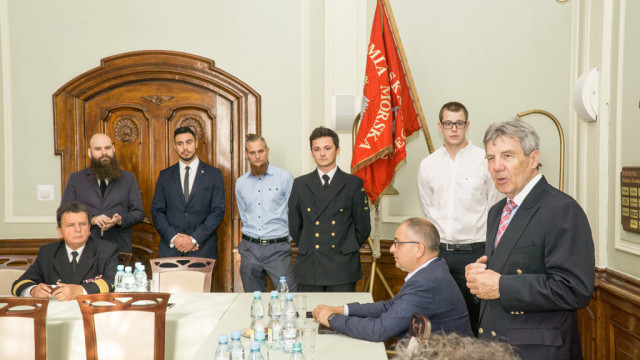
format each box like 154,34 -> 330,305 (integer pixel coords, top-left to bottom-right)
53,50 -> 260,292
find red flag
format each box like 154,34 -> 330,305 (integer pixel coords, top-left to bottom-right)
351,1 -> 420,204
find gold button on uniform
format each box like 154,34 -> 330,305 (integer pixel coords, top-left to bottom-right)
516,269 -> 523,275
332,245 -> 335,248
331,233 -> 335,237
307,208 -> 311,212
315,245 -> 319,249
332,221 -> 335,225
478,328 -> 483,334
491,331 -> 496,337
315,233 -> 319,237
315,221 -> 319,225
340,209 -> 343,212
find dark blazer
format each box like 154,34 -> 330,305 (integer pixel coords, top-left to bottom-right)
151,160 -> 225,259
12,237 -> 118,296
330,257 -> 472,342
479,176 -> 595,360
288,167 -> 371,286
61,168 -> 144,252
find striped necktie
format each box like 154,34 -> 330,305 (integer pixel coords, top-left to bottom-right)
494,200 -> 517,249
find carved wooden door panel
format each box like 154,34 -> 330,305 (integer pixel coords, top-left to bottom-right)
54,51 -> 260,292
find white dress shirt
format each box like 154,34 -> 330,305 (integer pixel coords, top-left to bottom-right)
317,166 -> 338,185
417,142 -> 503,244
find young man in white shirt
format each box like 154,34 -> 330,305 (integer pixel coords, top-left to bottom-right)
417,102 -> 502,335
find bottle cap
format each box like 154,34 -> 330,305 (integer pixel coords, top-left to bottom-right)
117,265 -> 124,270
253,291 -> 262,299
250,341 -> 260,351
218,334 -> 228,344
270,290 -> 278,298
124,266 -> 132,272
280,276 -> 286,282
292,342 -> 302,352
255,329 -> 265,341
230,330 -> 241,340
286,293 -> 293,300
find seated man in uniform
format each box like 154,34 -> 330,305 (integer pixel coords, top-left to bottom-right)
12,201 -> 119,300
312,217 -> 472,342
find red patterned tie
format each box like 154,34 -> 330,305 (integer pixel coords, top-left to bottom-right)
494,200 -> 517,249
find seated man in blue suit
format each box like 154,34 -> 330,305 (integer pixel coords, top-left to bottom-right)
151,126 -> 225,259
312,217 -> 472,342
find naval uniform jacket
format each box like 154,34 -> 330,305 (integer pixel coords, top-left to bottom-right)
289,168 -> 371,286
12,237 -> 118,296
479,176 -> 595,360
288,167 -> 371,286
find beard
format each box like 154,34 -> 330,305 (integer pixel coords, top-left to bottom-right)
250,162 -> 268,177
89,154 -> 122,181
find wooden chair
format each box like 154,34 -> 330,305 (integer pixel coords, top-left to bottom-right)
76,292 -> 170,360
149,257 -> 215,293
0,297 -> 49,360
0,255 -> 35,295
407,313 -> 431,352
117,252 -> 133,267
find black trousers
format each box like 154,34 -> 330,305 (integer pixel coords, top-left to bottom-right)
297,282 -> 357,292
439,247 -> 484,337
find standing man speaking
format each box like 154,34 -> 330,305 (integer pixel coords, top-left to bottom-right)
236,134 -> 296,292
289,127 -> 371,292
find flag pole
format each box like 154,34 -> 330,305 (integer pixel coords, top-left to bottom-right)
380,0 -> 434,153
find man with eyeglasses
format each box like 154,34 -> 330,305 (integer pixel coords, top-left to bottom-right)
312,217 -> 471,342
417,101 -> 502,336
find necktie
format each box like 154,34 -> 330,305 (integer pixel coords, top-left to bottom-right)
100,179 -> 107,197
71,251 -> 78,273
184,166 -> 191,202
494,200 -> 517,249
322,174 -> 330,191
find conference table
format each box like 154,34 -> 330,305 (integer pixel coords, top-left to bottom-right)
45,292 -> 387,360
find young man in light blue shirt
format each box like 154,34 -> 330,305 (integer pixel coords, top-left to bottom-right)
235,134 -> 296,292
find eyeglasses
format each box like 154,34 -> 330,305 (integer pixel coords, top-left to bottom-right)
440,121 -> 467,129
392,241 -> 420,247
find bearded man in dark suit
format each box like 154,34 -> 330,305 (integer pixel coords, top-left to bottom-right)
61,133 -> 144,253
288,126 -> 371,292
465,120 -> 595,360
151,126 -> 225,259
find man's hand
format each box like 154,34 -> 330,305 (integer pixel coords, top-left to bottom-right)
91,214 -> 111,229
465,256 -> 501,300
52,282 -> 84,301
312,305 -> 344,327
100,213 -> 122,231
30,283 -> 53,298
174,233 -> 196,253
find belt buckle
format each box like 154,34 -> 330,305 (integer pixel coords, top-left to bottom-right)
445,243 -> 456,251
260,239 -> 269,245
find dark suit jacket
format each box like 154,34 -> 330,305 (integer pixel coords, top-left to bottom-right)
61,168 -> 144,252
479,176 -> 595,360
288,167 -> 371,286
330,257 -> 472,342
151,161 -> 225,259
12,237 -> 119,296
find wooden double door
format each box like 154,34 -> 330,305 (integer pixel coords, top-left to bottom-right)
54,51 -> 260,291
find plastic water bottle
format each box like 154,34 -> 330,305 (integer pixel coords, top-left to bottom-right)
230,330 -> 245,360
134,265 -> 148,292
114,265 -> 125,292
246,341 -> 264,360
250,291 -> 265,336
267,291 -> 283,350
255,329 -> 268,358
281,293 -> 298,353
214,334 -> 232,360
277,276 -> 289,302
122,266 -> 135,292
289,342 -> 305,360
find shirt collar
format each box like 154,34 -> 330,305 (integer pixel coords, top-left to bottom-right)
511,172 -> 542,206
317,166 -> 338,182
405,256 -> 437,282
179,157 -> 199,172
65,243 -> 86,261
248,163 -> 274,178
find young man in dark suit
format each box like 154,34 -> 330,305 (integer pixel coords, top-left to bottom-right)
313,217 -> 472,341
288,126 -> 371,292
61,133 -> 144,253
151,126 -> 225,259
12,201 -> 118,300
465,120 -> 595,360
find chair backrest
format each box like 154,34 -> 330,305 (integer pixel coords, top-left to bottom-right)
149,257 -> 215,293
76,292 -> 170,360
407,313 -> 431,352
0,255 -> 35,296
0,297 -> 49,360
117,252 -> 133,267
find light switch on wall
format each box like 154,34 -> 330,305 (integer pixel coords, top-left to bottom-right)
37,185 -> 55,201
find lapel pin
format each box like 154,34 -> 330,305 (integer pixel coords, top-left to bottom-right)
201,170 -> 204,174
